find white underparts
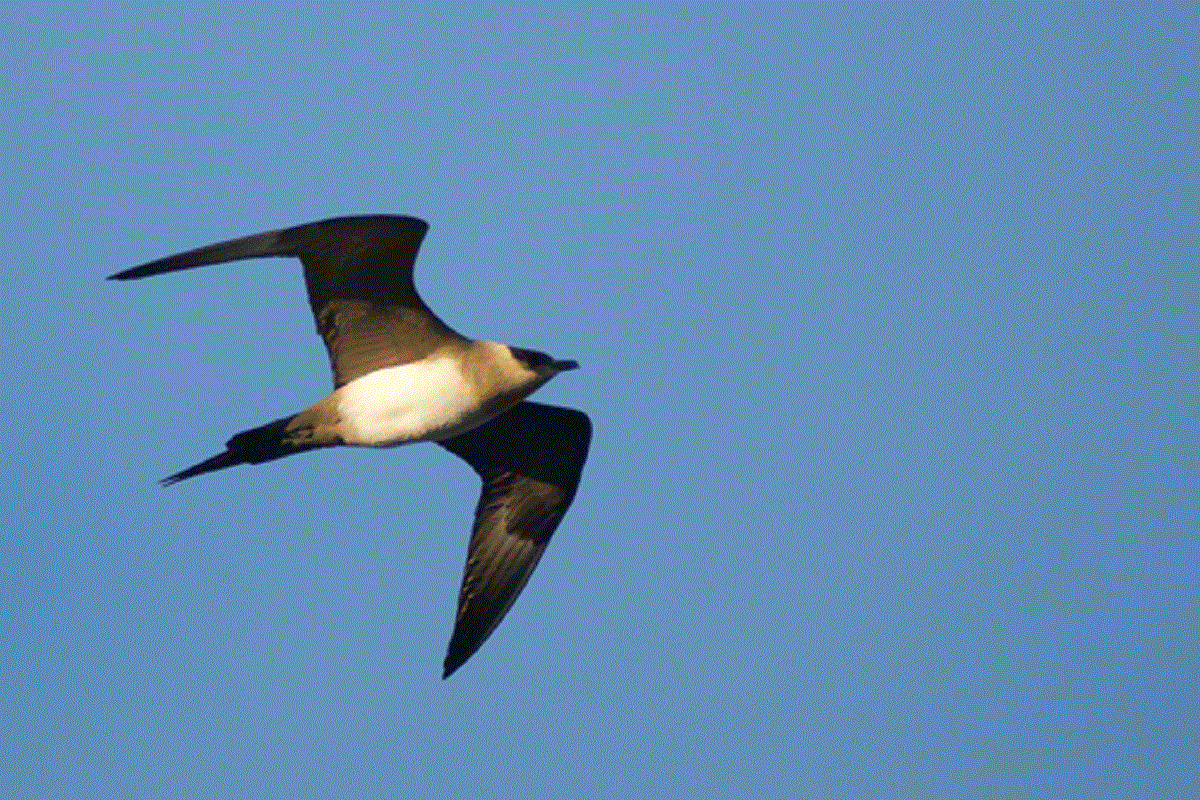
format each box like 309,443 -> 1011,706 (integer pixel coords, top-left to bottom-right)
334,358 -> 487,446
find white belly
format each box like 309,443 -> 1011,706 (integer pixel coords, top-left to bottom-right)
334,359 -> 486,446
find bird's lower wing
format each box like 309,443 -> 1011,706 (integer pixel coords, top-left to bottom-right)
437,402 -> 592,678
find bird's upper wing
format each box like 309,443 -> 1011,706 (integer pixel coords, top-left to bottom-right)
437,401 -> 592,678
109,215 -> 465,387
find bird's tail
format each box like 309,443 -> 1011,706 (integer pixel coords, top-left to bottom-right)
161,415 -> 300,486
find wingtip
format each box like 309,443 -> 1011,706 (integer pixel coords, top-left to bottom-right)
108,264 -> 152,280
442,657 -> 462,680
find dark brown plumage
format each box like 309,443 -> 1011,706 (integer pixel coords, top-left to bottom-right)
439,401 -> 591,677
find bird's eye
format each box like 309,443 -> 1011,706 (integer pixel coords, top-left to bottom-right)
512,347 -> 552,366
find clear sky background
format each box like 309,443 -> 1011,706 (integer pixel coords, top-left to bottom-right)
3,3 -> 1196,798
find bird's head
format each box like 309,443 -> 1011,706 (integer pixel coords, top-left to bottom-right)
508,346 -> 580,378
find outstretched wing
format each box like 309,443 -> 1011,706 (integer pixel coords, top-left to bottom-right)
290,216 -> 464,387
109,215 -> 465,387
437,402 -> 592,678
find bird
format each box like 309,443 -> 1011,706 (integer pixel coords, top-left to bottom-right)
109,215 -> 591,678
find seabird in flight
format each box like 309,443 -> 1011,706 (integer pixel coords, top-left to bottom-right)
109,215 -> 591,678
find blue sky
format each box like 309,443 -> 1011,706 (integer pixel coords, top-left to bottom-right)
3,3 -> 1196,798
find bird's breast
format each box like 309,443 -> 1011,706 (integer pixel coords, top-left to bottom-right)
334,358 -> 489,446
